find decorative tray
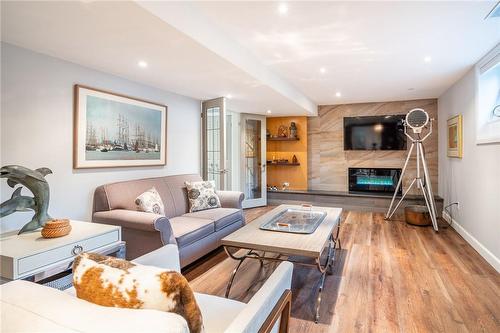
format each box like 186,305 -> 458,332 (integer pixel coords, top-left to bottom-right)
259,208 -> 327,234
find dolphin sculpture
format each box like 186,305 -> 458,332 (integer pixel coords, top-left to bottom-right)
0,187 -> 36,217
0,165 -> 52,234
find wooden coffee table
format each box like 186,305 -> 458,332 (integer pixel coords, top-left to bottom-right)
222,204 -> 342,323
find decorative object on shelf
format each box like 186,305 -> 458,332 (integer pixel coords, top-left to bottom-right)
268,162 -> 300,166
41,219 -> 72,238
0,165 -> 53,234
268,136 -> 299,141
74,85 -> 167,169
277,125 -> 288,138
447,114 -> 463,158
282,182 -> 290,191
266,129 -> 271,138
276,159 -> 289,164
292,155 -> 298,164
289,122 -> 297,139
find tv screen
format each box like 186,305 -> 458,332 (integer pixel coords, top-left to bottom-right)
344,115 -> 406,150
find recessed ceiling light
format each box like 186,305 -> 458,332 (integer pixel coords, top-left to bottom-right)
335,91 -> 342,97
424,56 -> 432,63
226,94 -> 232,99
278,3 -> 288,15
320,67 -> 326,74
138,60 -> 148,68
267,110 -> 272,114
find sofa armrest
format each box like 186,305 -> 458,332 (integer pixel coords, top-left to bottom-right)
93,210 -> 176,245
216,190 -> 244,209
132,244 -> 181,272
225,262 -> 293,333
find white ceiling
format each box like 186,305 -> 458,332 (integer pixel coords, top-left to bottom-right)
194,1 -> 500,105
2,1 -> 499,115
0,1 -> 309,116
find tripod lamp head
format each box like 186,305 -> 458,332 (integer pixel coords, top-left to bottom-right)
405,108 -> 429,134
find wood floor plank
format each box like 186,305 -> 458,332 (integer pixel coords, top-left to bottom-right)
184,207 -> 500,333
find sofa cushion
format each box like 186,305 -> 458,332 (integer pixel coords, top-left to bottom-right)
169,216 -> 215,248
194,292 -> 245,333
96,177 -> 176,217
164,174 -> 204,217
73,253 -> 203,333
185,180 -> 221,212
135,187 -> 165,215
183,208 -> 243,231
1,280 -> 190,333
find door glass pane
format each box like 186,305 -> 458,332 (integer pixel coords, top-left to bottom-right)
225,112 -> 232,190
244,119 -> 262,199
207,106 -> 220,188
225,111 -> 241,192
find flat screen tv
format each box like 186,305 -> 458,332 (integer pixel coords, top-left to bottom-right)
344,115 -> 406,150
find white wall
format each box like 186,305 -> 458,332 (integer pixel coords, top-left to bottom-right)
438,68 -> 500,272
0,43 -> 201,232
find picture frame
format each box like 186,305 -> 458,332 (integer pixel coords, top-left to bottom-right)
447,114 -> 463,158
73,84 -> 167,168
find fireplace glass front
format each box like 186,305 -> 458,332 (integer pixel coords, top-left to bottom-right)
348,167 -> 402,195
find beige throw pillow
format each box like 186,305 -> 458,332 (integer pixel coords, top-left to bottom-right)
73,253 -> 203,333
185,180 -> 221,212
135,187 -> 165,215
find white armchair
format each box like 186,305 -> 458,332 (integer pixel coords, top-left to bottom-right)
0,245 -> 293,333
134,245 -> 293,333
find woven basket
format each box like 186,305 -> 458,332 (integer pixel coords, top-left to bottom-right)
41,219 -> 72,238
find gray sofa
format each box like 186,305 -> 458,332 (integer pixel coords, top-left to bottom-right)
92,174 -> 245,267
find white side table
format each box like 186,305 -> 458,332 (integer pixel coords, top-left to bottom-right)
0,220 -> 125,289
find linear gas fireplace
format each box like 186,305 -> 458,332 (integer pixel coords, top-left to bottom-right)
348,167 -> 402,196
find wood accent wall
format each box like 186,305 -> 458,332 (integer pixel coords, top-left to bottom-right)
267,116 -> 308,190
308,99 -> 438,194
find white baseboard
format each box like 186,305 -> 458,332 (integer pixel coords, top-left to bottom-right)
442,211 -> 500,273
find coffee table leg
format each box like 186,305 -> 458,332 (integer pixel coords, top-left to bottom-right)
225,255 -> 246,298
315,270 -> 327,323
335,222 -> 342,250
315,234 -> 334,323
224,248 -> 262,298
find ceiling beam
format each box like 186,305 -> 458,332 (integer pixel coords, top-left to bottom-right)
136,1 -> 317,115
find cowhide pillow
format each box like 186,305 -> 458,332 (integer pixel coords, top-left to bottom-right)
184,180 -> 221,213
135,187 -> 165,215
73,253 -> 203,333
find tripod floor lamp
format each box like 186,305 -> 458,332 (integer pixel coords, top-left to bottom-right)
385,108 -> 439,231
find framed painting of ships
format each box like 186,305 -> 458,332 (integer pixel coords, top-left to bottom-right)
73,85 -> 167,168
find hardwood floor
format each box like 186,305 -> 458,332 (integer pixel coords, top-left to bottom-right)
183,207 -> 500,332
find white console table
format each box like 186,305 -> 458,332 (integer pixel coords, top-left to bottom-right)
0,220 -> 125,289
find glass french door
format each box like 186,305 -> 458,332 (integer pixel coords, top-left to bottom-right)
202,98 -> 227,190
241,114 -> 267,208
202,101 -> 267,207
